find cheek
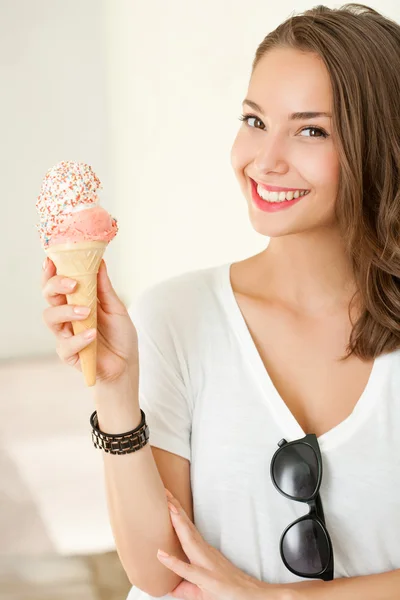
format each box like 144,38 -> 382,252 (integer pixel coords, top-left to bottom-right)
230,130 -> 252,174
300,147 -> 340,192
305,151 -> 340,224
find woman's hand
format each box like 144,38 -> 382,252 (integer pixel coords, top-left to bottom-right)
157,490 -> 286,600
41,257 -> 138,383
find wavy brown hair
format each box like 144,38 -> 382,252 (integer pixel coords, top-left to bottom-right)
251,3 -> 400,361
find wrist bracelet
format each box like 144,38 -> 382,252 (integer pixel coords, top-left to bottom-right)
90,409 -> 149,455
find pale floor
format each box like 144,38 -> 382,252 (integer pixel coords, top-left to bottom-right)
0,356 -> 133,599
0,551 -> 131,600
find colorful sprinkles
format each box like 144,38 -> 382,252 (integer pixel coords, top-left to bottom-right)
36,161 -> 104,248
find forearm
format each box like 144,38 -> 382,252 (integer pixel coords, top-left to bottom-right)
268,568 -> 400,600
94,370 -> 186,597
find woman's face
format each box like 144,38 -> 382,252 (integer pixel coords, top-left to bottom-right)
230,47 -> 340,239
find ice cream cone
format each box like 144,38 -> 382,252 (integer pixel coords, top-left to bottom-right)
46,240 -> 107,386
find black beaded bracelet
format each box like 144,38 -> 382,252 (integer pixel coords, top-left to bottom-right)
90,409 -> 149,455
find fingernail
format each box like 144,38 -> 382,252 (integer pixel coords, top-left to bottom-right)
73,306 -> 90,316
84,328 -> 96,339
157,549 -> 170,558
61,278 -> 77,289
42,257 -> 48,270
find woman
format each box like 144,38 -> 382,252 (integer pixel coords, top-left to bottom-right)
41,3 -> 400,599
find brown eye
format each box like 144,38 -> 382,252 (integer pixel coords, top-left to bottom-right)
300,127 -> 328,139
238,114 -> 265,129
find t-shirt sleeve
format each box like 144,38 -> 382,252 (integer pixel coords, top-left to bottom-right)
128,282 -> 193,462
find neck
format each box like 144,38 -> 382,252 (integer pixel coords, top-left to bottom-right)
257,227 -> 359,316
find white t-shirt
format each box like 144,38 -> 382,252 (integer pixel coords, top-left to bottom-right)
126,262 -> 400,600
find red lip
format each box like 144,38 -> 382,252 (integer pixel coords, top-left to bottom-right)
250,178 -> 304,212
252,179 -> 309,193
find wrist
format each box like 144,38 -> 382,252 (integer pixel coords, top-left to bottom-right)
93,366 -> 141,434
95,358 -> 139,387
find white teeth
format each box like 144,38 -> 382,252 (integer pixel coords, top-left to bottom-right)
257,185 -> 310,202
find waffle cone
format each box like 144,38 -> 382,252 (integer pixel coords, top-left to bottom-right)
46,240 -> 107,387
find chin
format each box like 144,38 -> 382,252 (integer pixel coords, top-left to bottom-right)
247,210 -> 306,239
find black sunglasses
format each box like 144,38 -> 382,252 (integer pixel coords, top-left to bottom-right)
270,433 -> 334,581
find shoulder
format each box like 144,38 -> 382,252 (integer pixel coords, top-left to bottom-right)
128,263 -> 226,325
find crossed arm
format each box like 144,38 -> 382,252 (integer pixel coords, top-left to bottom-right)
160,490 -> 400,600
274,568 -> 400,599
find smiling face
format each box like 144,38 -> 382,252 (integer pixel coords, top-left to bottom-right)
230,47 -> 340,238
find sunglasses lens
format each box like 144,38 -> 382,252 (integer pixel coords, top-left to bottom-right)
282,518 -> 330,575
272,443 -> 319,499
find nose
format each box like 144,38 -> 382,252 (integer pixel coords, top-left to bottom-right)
253,133 -> 289,174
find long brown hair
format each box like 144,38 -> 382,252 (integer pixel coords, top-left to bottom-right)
252,3 -> 400,361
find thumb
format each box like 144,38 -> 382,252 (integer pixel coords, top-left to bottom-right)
97,260 -> 127,314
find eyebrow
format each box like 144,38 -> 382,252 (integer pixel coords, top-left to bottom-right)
242,99 -> 332,120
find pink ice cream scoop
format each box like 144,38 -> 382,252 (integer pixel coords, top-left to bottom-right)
49,205 -> 117,246
35,160 -> 118,248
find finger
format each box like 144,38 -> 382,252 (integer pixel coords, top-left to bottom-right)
167,500 -> 212,569
42,272 -> 78,308
42,254 -> 78,307
165,493 -> 242,578
43,303 -> 91,336
58,322 -> 74,339
41,256 -> 55,288
166,493 -> 200,536
41,257 -> 64,307
56,328 -> 97,367
157,551 -> 213,588
169,580 -> 198,600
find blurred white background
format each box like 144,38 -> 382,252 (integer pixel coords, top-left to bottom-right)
0,0 -> 392,592
0,0 -> 269,564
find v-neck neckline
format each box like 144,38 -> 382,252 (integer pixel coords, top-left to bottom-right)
219,261 -> 393,452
